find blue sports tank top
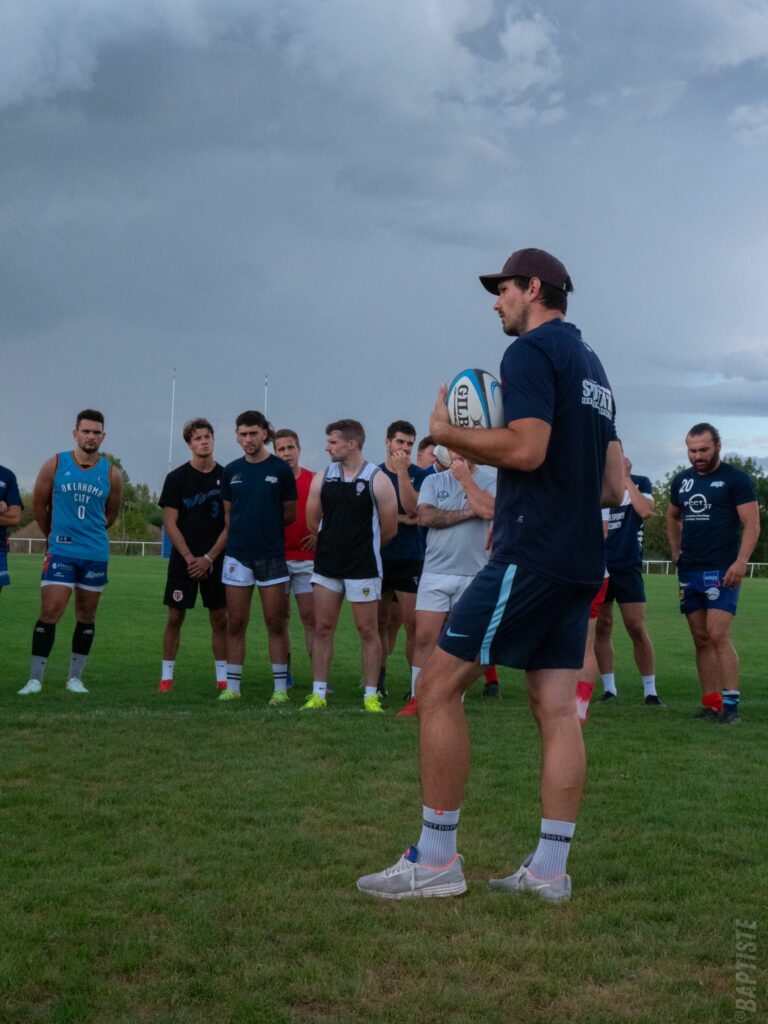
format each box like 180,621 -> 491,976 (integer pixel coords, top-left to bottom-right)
49,451 -> 112,561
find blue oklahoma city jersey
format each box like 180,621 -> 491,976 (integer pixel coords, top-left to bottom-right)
606,474 -> 653,571
222,454 -> 297,562
670,462 -> 756,571
49,452 -> 112,561
491,319 -> 615,589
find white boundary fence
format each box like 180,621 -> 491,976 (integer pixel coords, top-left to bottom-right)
7,538 -> 768,576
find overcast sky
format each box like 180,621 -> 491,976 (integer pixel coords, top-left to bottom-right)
2,0 -> 768,491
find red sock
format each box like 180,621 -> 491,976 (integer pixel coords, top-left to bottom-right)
484,665 -> 499,685
703,692 -> 723,714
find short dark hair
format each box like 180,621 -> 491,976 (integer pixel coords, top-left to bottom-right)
510,275 -> 568,315
386,420 -> 416,441
687,422 -> 721,445
235,410 -> 273,443
274,428 -> 300,447
183,418 -> 214,444
326,419 -> 365,447
417,435 -> 435,453
76,409 -> 104,428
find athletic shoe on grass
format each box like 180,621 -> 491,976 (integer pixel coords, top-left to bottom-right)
599,691 -> 617,702
482,683 -> 501,699
66,678 -> 89,694
692,707 -> 718,722
268,690 -> 289,707
300,693 -> 327,711
644,694 -> 666,707
396,697 -> 418,718
363,693 -> 384,714
718,708 -> 741,725
357,847 -> 466,899
489,857 -> 571,902
18,679 -> 42,695
158,679 -> 173,692
218,690 -> 241,702
216,681 -> 227,691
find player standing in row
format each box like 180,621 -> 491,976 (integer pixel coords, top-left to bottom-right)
157,419 -> 228,693
219,411 -> 297,704
416,436 -> 436,470
667,423 -> 759,724
0,462 -> 23,594
304,420 -> 398,712
595,449 -> 663,706
377,421 -> 431,696
397,450 -> 496,717
18,410 -> 123,695
358,247 -> 623,900
273,429 -> 316,686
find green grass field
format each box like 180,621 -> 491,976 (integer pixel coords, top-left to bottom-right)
1,555 -> 766,1024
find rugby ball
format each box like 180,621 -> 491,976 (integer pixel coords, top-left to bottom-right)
446,369 -> 504,429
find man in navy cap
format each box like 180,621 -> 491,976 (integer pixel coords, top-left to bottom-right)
357,248 -> 623,902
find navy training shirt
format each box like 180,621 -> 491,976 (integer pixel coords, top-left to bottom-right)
379,463 -> 431,561
490,319 -> 616,589
222,455 -> 297,562
0,465 -> 23,553
605,474 -> 653,571
669,462 -> 756,571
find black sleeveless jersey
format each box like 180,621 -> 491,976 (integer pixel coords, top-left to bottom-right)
314,461 -> 382,579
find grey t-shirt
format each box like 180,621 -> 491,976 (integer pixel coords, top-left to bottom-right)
419,467 -> 497,576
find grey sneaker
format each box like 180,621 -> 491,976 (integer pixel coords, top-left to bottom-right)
489,856 -> 571,902
18,679 -> 42,695
692,707 -> 718,722
65,678 -> 89,694
357,846 -> 467,900
718,707 -> 741,725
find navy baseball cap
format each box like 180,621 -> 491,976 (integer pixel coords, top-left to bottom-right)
479,248 -> 573,295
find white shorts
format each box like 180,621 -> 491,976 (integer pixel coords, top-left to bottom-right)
286,559 -> 315,596
311,572 -> 382,603
222,555 -> 290,588
416,571 -> 474,614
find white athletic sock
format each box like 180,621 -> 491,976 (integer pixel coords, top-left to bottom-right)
417,806 -> 460,866
601,672 -> 617,696
226,664 -> 242,695
162,659 -> 175,681
364,685 -> 377,699
641,675 -> 657,697
214,660 -> 227,684
312,681 -> 327,698
272,663 -> 288,693
528,819 -> 575,879
411,666 -> 421,699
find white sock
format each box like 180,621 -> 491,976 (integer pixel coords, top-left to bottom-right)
528,819 -> 575,879
312,681 -> 327,698
214,660 -> 227,684
272,663 -> 288,693
417,806 -> 460,866
162,660 -> 175,681
226,664 -> 242,695
364,685 -> 377,698
601,672 -> 617,695
642,675 -> 657,697
411,666 -> 421,699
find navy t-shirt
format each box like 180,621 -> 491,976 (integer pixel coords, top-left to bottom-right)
490,319 -> 616,589
605,474 -> 653,571
669,462 -> 756,571
379,463 -> 431,561
222,455 -> 297,562
0,465 -> 23,553
159,462 -> 225,574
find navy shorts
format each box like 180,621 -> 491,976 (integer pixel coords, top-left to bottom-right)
0,551 -> 9,587
41,553 -> 108,590
438,561 -> 596,671
605,566 -> 646,605
678,569 -> 739,616
381,558 -> 423,595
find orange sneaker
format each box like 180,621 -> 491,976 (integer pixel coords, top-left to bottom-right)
158,679 -> 173,693
396,696 -> 419,718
